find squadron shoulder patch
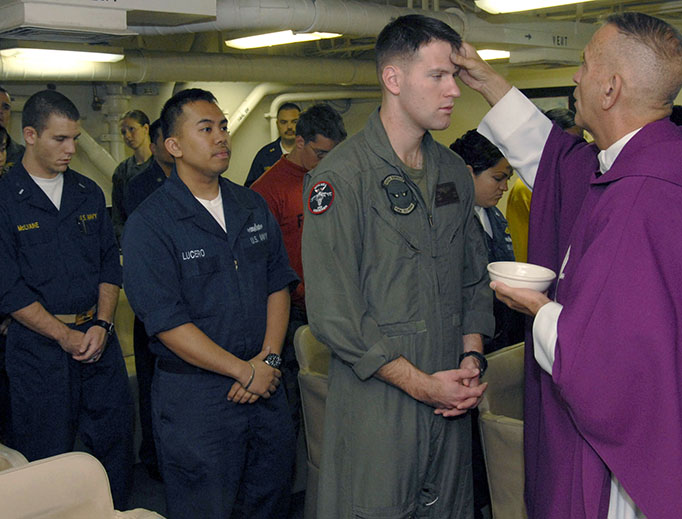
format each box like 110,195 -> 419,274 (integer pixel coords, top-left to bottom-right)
382,174 -> 415,215
308,181 -> 335,215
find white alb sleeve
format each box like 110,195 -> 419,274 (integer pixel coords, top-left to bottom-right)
532,301 -> 562,375
477,87 -> 553,191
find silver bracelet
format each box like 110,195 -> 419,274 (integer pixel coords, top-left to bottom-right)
243,361 -> 256,391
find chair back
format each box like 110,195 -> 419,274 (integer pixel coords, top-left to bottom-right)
0,442 -> 28,472
294,325 -> 331,519
0,452 -> 114,518
478,342 -> 527,519
0,451 -> 166,518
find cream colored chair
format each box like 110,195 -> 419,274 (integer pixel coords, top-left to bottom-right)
0,451 -> 165,519
0,442 -> 28,472
294,325 -> 331,519
478,342 -> 527,519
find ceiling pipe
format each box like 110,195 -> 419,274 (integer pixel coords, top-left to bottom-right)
228,82 -> 368,135
267,90 -> 381,140
77,127 -> 119,181
229,83 -> 291,134
129,0 -> 467,38
0,49 -> 377,85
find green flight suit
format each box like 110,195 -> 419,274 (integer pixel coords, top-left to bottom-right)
301,109 -> 494,518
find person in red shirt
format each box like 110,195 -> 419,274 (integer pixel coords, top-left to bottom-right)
251,103 -> 346,433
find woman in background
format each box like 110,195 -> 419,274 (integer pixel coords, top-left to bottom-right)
111,109 -> 152,243
451,129 -> 524,353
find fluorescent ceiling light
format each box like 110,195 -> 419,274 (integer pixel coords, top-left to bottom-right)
478,49 -> 510,60
225,30 -> 342,50
475,0 -> 598,14
0,47 -> 124,63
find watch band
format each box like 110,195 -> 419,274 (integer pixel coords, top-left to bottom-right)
93,319 -> 114,336
458,351 -> 488,377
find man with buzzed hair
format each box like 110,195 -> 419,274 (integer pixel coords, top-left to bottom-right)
0,89 -> 133,508
302,14 -> 493,518
122,88 -> 298,519
455,11 -> 682,518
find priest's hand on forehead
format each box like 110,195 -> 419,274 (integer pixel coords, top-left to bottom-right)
451,41 -> 512,106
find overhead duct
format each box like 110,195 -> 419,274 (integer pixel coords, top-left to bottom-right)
0,49 -> 377,84
0,0 -> 216,43
130,0 -> 467,38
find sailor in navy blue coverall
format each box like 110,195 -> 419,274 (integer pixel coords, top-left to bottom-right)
0,90 -> 133,508
122,89 -> 297,519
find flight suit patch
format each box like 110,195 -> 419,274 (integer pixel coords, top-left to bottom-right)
435,182 -> 459,207
308,181 -> 335,215
382,174 -> 415,215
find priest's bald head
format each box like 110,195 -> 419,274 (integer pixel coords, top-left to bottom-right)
572,12 -> 682,150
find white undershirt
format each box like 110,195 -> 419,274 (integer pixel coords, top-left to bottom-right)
478,87 -> 645,519
30,173 -> 64,210
195,187 -> 226,232
474,206 -> 493,237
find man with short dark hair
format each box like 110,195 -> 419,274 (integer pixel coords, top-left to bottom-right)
0,89 -> 133,508
302,14 -> 493,518
252,103 -> 347,436
456,11 -> 682,518
244,102 -> 300,187
122,88 -> 298,519
0,85 -> 25,168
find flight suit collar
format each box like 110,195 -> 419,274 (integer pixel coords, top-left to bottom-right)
363,108 -> 441,201
4,162 -> 89,217
165,167 -> 254,248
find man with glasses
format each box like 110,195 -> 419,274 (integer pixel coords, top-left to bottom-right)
251,103 -> 346,438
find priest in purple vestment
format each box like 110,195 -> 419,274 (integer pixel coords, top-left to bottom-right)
449,12 -> 682,519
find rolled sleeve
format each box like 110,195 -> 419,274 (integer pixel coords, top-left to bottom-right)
352,336 -> 401,381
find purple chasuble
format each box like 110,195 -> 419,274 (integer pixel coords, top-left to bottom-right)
525,119 -> 682,519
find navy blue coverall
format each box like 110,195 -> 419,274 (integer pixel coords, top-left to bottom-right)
0,164 -> 134,508
122,170 -> 298,519
122,158 -> 167,477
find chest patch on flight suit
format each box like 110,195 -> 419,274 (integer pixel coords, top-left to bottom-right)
308,181 -> 335,215
434,182 -> 459,207
382,174 -> 415,215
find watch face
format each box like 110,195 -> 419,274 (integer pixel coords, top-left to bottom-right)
264,353 -> 282,369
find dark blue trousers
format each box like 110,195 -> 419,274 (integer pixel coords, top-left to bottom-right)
5,322 -> 134,509
153,365 -> 296,519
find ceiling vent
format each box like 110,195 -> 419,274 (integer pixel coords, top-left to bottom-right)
0,0 -> 216,43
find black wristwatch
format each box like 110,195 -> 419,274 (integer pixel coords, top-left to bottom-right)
93,319 -> 115,336
264,353 -> 282,369
458,351 -> 488,377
